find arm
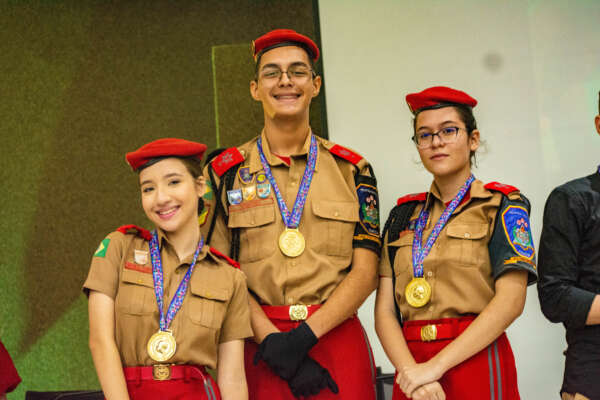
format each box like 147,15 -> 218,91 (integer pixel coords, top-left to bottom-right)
538,188 -> 597,327
249,295 -> 280,343
376,277 -> 446,400
217,340 -> 248,400
88,290 -> 129,400
306,247 -> 378,338
397,270 -> 527,396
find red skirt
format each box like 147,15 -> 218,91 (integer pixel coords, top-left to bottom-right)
122,365 -> 221,400
393,317 -> 520,400
245,306 -> 377,400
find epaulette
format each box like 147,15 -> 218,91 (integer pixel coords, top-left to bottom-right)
484,182 -> 519,196
397,192 -> 427,206
211,147 -> 245,177
328,144 -> 363,165
116,224 -> 152,241
209,247 -> 240,269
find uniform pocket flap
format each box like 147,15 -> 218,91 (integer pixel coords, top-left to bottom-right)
446,223 -> 487,240
121,268 -> 154,288
312,200 -> 358,222
190,280 -> 230,302
228,199 -> 275,228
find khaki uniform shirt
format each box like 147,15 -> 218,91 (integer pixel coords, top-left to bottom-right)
202,132 -> 380,306
83,228 -> 252,368
379,179 -> 537,321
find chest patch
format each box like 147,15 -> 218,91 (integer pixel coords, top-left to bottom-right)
125,261 -> 152,274
501,205 -> 535,259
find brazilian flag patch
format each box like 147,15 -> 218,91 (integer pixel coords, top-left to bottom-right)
203,180 -> 213,201
94,238 -> 111,258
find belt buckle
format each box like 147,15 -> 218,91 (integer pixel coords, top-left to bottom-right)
289,304 -> 308,321
152,364 -> 171,381
420,324 -> 437,342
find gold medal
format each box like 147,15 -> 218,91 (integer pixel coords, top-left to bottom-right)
147,330 -> 176,362
405,277 -> 432,308
278,228 -> 305,257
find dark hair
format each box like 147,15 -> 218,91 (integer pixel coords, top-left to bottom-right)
412,104 -> 479,166
137,156 -> 205,212
254,43 -> 317,81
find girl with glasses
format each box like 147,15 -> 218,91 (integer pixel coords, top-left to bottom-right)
375,86 -> 537,400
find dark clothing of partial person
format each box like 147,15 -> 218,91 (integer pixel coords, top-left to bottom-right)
538,169 -> 600,399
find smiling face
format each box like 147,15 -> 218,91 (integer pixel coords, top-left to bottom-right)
139,158 -> 205,236
415,106 -> 480,180
250,45 -> 321,121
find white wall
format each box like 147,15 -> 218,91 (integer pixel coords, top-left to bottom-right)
318,1 -> 600,398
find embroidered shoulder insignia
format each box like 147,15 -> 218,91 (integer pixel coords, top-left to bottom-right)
397,192 -> 427,205
116,224 -> 152,241
211,147 -> 245,177
209,247 -> 240,269
501,205 -> 535,260
329,144 -> 363,165
484,182 -> 519,196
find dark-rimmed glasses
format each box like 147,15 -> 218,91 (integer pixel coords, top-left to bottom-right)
259,65 -> 315,82
412,126 -> 464,149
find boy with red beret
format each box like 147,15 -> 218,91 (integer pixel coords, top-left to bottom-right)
203,29 -> 380,399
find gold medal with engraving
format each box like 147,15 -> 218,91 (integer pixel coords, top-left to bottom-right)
147,330 -> 176,362
405,277 -> 432,308
278,228 -> 305,258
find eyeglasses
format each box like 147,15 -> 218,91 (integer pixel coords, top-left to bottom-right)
259,65 -> 315,82
412,126 -> 464,149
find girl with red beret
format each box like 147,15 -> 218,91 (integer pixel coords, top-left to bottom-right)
375,87 -> 537,400
84,138 -> 252,400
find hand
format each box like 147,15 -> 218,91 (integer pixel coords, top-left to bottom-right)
396,361 -> 444,398
253,322 -> 318,380
288,356 -> 339,398
410,381 -> 446,400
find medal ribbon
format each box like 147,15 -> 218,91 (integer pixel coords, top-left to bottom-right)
149,230 -> 204,331
411,174 -> 475,278
257,134 -> 318,228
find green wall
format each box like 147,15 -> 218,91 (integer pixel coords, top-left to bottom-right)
0,1 -> 324,397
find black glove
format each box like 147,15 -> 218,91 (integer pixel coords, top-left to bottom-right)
288,356 -> 339,398
253,322 -> 318,380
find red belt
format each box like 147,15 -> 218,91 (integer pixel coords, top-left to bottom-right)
261,304 -> 321,321
402,316 -> 475,342
123,365 -> 208,382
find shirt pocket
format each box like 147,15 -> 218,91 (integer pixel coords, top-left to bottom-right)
187,278 -> 231,330
311,200 -> 359,257
445,223 -> 488,267
228,199 -> 277,263
116,269 -> 156,315
388,233 -> 414,276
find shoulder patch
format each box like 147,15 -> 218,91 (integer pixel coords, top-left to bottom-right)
116,224 -> 152,241
485,182 -> 519,196
209,247 -> 240,269
211,147 -> 245,177
94,238 -> 111,258
501,205 -> 535,260
397,192 -> 427,206
329,144 -> 363,165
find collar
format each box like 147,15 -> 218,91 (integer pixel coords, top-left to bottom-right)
426,179 -> 492,213
154,228 -> 209,265
248,129 -> 320,173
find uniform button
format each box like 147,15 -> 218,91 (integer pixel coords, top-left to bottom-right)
429,306 -> 434,311
291,181 -> 297,186
250,219 -> 255,225
288,298 -> 294,303
333,211 -> 340,217
240,150 -> 246,157
427,271 -> 433,277
464,232 -> 471,238
290,261 -> 296,267
137,279 -> 142,284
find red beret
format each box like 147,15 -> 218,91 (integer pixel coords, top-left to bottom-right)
406,86 -> 477,114
252,29 -> 319,62
126,138 -> 207,171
